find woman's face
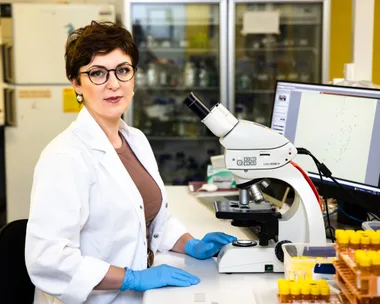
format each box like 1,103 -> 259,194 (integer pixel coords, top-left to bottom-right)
73,48 -> 135,122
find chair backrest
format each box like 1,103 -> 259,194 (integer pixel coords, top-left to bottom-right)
0,219 -> 35,303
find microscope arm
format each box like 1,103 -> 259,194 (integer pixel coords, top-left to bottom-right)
184,93 -> 326,244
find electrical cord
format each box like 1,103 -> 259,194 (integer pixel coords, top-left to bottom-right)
324,208 -> 339,218
297,147 -> 380,227
317,161 -> 336,242
297,148 -> 380,215
296,148 -> 335,241
338,202 -> 366,223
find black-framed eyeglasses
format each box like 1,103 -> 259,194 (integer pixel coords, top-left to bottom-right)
79,62 -> 137,85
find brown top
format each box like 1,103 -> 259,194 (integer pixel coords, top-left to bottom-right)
115,134 -> 162,236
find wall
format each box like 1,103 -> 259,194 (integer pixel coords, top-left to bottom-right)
329,0 -> 352,81
373,0 -> 380,84
329,0 -> 380,84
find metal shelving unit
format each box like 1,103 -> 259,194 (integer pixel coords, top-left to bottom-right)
123,0 -> 227,185
228,0 -> 330,126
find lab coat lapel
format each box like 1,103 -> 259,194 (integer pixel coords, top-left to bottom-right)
74,108 -> 146,231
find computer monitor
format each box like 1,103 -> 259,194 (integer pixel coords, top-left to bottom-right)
270,81 -> 380,212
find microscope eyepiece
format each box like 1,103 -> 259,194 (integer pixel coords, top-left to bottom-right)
183,92 -> 210,120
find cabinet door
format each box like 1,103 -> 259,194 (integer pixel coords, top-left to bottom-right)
232,2 -> 323,126
129,2 -> 225,185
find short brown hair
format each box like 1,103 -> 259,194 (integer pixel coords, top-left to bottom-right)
65,21 -> 139,83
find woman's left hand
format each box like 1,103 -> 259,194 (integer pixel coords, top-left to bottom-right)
184,232 -> 237,260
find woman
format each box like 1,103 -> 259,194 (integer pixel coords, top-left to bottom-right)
25,21 -> 236,304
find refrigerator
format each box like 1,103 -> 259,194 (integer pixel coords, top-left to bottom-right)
122,0 -> 228,185
229,0 -> 330,126
0,3 -> 115,225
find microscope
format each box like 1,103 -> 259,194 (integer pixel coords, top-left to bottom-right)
184,92 -> 326,273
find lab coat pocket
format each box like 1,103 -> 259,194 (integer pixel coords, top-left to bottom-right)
80,204 -> 115,260
81,227 -> 115,261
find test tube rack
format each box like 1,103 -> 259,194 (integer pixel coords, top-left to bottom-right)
276,294 -> 343,303
334,247 -> 380,304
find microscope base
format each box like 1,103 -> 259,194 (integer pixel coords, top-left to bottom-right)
217,242 -> 284,273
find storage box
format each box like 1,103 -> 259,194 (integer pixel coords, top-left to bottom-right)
207,165 -> 236,189
362,221 -> 380,231
282,243 -> 336,281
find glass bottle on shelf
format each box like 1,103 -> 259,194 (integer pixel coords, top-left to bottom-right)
237,74 -> 252,91
276,61 -> 287,81
295,25 -> 311,47
251,35 -> 261,50
146,62 -> 158,87
184,61 -> 196,88
256,60 -> 270,90
236,57 -> 253,91
135,67 -> 147,87
297,59 -> 311,83
167,60 -> 178,87
235,103 -> 247,120
198,61 -> 209,88
174,59 -> 185,87
261,34 -> 277,49
158,63 -> 168,86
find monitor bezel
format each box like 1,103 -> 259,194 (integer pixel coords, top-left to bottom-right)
269,80 -> 380,210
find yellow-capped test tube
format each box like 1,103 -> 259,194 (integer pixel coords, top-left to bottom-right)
371,234 -> 380,251
277,278 -> 288,288
310,285 -> 320,303
317,279 -> 328,287
361,236 -> 371,251
320,286 -> 330,302
301,284 -> 311,303
338,233 -> 349,252
372,255 -> 380,276
335,229 -> 344,242
279,284 -> 290,303
290,284 -> 301,303
355,250 -> 365,265
358,255 -> 371,294
349,233 -> 360,251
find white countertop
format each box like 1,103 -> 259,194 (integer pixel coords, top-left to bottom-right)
142,186 -> 282,304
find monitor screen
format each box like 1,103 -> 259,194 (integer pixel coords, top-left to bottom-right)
270,81 -> 380,209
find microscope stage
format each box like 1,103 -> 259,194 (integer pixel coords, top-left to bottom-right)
214,200 -> 282,221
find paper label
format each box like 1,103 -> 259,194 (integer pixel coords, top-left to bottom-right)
241,11 -> 280,35
18,89 -> 51,99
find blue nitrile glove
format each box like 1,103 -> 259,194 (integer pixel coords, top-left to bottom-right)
120,264 -> 200,292
184,232 -> 238,260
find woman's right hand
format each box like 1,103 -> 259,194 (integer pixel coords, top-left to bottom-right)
120,264 -> 200,292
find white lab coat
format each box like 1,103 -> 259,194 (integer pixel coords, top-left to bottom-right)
25,107 -> 188,304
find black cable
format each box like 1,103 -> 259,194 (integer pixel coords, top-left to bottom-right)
297,147 -> 380,226
296,149 -> 333,240
315,158 -> 335,242
296,148 -> 335,242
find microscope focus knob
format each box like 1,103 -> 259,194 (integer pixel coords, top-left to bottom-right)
275,240 -> 292,262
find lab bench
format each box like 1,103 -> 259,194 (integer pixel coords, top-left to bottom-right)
142,186 -> 283,304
